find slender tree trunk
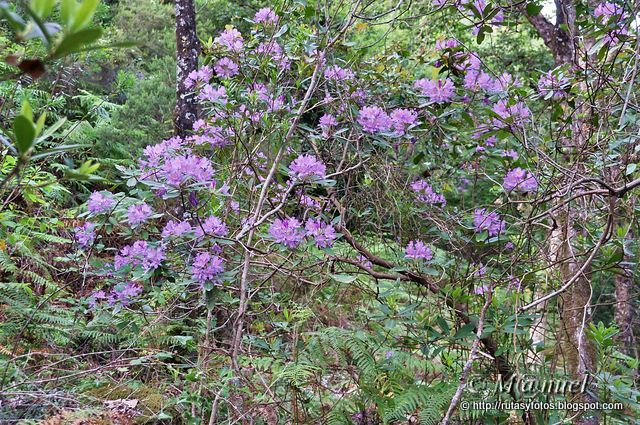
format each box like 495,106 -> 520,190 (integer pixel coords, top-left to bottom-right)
614,216 -> 635,356
174,0 -> 198,136
526,3 -> 600,423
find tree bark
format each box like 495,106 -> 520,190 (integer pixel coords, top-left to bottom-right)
174,0 -> 198,136
525,3 -> 600,423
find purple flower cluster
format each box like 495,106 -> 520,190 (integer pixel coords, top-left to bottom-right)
214,58 -> 239,78
319,114 -> 338,137
390,109 -> 418,135
254,7 -> 278,24
324,65 -> 355,81
127,203 -> 153,226
492,100 -> 530,129
185,66 -> 213,89
88,282 -> 143,309
405,240 -> 433,260
594,1 -> 625,20
503,168 -> 538,192
538,71 -> 569,100
410,179 -> 446,206
473,208 -> 505,237
75,222 -> 96,247
414,78 -> 455,103
435,38 -> 459,50
357,106 -> 392,133
114,240 -> 165,272
191,252 -> 225,284
305,219 -> 337,248
87,191 -> 115,215
269,217 -> 305,248
192,124 -> 233,148
195,216 -> 229,237
161,155 -> 215,186
214,27 -> 244,51
162,220 -> 192,238
198,84 -> 228,104
289,155 -> 327,180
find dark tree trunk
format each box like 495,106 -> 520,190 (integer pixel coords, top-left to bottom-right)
174,0 -> 198,136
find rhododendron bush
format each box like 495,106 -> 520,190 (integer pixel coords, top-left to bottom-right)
2,0 -> 640,423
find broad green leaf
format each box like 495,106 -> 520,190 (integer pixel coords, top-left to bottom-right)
31,0 -> 55,19
13,116 -> 36,155
330,273 -> 357,283
20,101 -> 33,122
525,2 -> 543,16
625,163 -> 637,175
70,0 -> 100,32
53,28 -> 103,58
60,0 -> 77,28
34,113 -> 46,136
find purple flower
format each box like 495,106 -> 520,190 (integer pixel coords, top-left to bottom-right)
269,217 -> 304,248
185,66 -> 213,88
75,222 -> 96,247
414,78 -> 455,103
410,179 -> 446,206
357,106 -> 392,133
594,1 -> 625,20
191,252 -> 225,284
127,203 -> 153,226
88,290 -> 107,309
492,100 -> 531,129
405,240 -> 433,260
503,168 -> 538,192
289,155 -> 327,180
473,208 -> 505,237
390,108 -> 418,134
473,284 -> 490,295
435,38 -> 459,50
108,282 -> 143,306
214,27 -> 244,51
114,240 -> 164,272
357,254 -> 373,269
87,191 -> 115,215
538,71 -> 569,100
162,220 -> 192,238
214,58 -> 239,78
325,65 -> 355,81
198,84 -> 228,104
305,218 -> 337,248
254,7 -> 278,24
319,113 -> 338,137
502,149 -> 519,160
195,216 -> 229,237
161,155 -> 215,186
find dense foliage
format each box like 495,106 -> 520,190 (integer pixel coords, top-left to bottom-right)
0,0 -> 639,424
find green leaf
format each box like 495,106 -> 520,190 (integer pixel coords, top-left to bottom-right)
13,115 -> 36,155
625,163 -> 637,175
31,0 -> 55,19
30,144 -> 85,160
20,101 -> 33,122
34,113 -> 46,136
525,2 -> 543,16
60,0 -> 77,28
70,0 -> 100,32
53,28 -> 103,58
330,274 -> 357,283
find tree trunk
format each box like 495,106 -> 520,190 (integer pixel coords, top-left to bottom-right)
174,0 -> 198,136
526,2 -> 600,423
